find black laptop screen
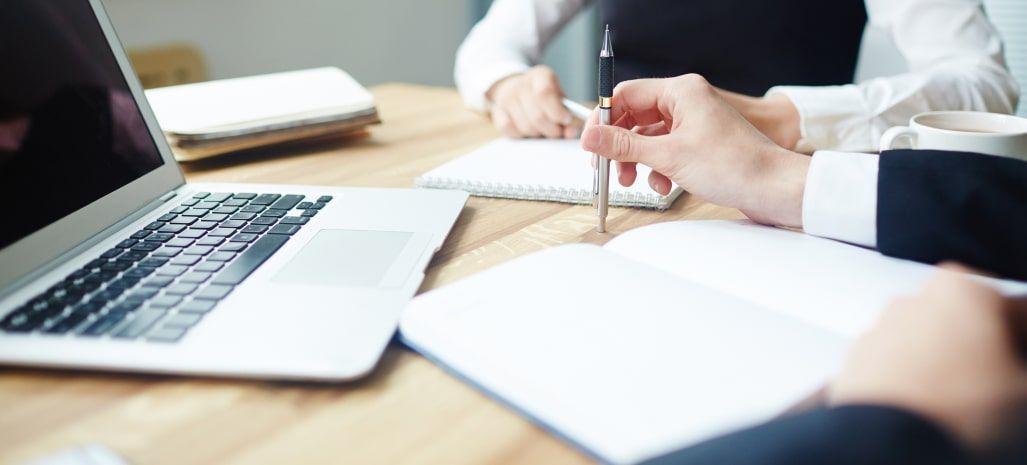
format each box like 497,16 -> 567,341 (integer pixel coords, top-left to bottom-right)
0,1 -> 165,250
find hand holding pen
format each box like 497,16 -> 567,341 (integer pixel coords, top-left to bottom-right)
593,25 -> 614,233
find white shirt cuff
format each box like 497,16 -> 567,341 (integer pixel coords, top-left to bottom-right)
802,151 -> 880,248
767,85 -> 876,153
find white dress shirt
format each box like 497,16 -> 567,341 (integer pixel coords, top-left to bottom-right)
802,151 -> 880,247
456,0 -> 1020,152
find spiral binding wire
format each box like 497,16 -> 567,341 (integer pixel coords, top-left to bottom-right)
415,176 -> 674,211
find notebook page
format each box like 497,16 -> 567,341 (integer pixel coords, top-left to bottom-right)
604,220 -> 1027,338
415,139 -> 682,209
401,244 -> 846,465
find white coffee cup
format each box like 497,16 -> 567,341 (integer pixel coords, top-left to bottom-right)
879,111 -> 1027,160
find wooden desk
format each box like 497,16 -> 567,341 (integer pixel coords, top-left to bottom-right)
0,84 -> 744,465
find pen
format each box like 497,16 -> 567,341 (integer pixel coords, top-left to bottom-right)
595,24 -> 614,233
561,98 -> 592,122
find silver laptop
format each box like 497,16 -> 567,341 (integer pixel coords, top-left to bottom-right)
0,0 -> 467,381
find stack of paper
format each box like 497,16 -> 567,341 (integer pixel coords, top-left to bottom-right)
144,67 -> 379,161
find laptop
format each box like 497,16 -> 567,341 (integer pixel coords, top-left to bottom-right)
0,0 -> 468,381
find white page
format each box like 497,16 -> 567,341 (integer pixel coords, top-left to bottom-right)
604,220 -> 1027,338
401,244 -> 847,465
415,139 -> 681,209
144,67 -> 375,134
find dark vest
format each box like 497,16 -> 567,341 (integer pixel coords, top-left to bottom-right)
600,0 -> 867,96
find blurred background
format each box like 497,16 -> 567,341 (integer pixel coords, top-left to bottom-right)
104,0 -> 1025,115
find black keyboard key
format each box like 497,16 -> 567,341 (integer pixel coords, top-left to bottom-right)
142,276 -> 175,288
251,193 -> 280,205
149,295 -> 182,308
279,215 -> 306,224
223,199 -> 248,207
233,193 -> 257,200
207,192 -> 232,202
218,243 -> 247,253
183,245 -> 214,256
212,234 -> 288,285
251,216 -> 277,225
120,250 -> 149,262
151,247 -> 182,258
170,216 -> 197,225
206,252 -> 236,262
178,299 -> 217,313
165,238 -> 194,248
212,206 -> 238,215
127,287 -> 159,301
194,284 -> 234,300
194,201 -> 220,210
147,326 -> 188,343
201,213 -> 229,222
241,224 -> 268,234
83,258 -> 107,270
157,213 -> 177,222
170,255 -> 201,266
117,239 -> 138,248
220,220 -> 246,229
100,248 -> 124,259
194,261 -> 224,272
182,208 -> 209,217
190,221 -> 217,230
193,192 -> 210,199
124,267 -> 155,279
79,311 -> 128,336
316,195 -> 333,203
180,272 -> 212,284
178,230 -> 206,239
296,201 -> 313,209
144,232 -> 175,243
100,261 -> 133,273
113,308 -> 166,339
131,241 -> 161,252
130,229 -> 152,240
108,277 -> 141,290
1,306 -> 33,332
196,236 -> 225,246
269,194 -> 304,210
311,202 -> 327,210
138,257 -> 169,268
170,205 -> 188,214
157,265 -> 189,277
301,210 -> 318,217
268,224 -> 301,235
90,288 -> 124,302
44,306 -> 95,334
207,228 -> 236,237
180,198 -> 199,206
165,283 -> 199,295
262,209 -> 287,218
230,233 -> 258,243
158,224 -> 186,234
143,222 -> 164,231
111,299 -> 145,314
240,205 -> 265,213
230,212 -> 257,221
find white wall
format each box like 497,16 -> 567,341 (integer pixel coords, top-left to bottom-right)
101,0 -> 472,87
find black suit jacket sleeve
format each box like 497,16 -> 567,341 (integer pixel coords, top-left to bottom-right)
638,406 -> 969,465
876,150 -> 1027,281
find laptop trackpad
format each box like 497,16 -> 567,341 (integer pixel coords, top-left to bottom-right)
273,229 -> 426,288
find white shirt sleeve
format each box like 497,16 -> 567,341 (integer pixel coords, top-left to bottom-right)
454,0 -> 588,112
802,151 -> 880,247
768,0 -> 1020,153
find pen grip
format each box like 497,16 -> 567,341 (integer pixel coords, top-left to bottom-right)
599,57 -> 614,99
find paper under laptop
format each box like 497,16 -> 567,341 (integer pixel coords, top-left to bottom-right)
400,220 -> 1027,465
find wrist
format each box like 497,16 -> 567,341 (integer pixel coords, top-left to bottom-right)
741,146 -> 809,228
745,94 -> 802,150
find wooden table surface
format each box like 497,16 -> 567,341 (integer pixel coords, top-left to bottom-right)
0,84 -> 744,465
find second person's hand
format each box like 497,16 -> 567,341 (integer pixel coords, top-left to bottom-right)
580,74 -> 810,228
486,65 -> 582,139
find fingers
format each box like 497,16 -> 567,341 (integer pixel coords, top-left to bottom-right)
617,161 -> 637,186
490,107 -> 520,139
580,124 -> 659,164
608,78 -> 677,129
519,94 -> 563,138
648,170 -> 673,195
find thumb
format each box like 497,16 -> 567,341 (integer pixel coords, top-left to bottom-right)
581,125 -> 656,164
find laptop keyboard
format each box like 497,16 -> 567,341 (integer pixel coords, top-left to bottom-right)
0,191 -> 331,342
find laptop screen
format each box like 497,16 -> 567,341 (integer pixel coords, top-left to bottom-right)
0,1 -> 165,251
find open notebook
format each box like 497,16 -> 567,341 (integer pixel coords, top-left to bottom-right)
400,220 -> 1027,465
415,139 -> 682,210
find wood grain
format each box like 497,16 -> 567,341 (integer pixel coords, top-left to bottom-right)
0,84 -> 744,465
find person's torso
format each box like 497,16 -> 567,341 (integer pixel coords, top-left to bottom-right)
599,0 -> 867,95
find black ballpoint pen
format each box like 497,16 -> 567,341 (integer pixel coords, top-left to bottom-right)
594,24 -> 614,233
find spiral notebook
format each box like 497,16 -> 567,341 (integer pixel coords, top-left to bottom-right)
415,139 -> 682,210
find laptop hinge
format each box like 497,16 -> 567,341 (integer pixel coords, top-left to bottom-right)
158,190 -> 178,203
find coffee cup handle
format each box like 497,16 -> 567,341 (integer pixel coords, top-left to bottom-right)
879,126 -> 917,152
